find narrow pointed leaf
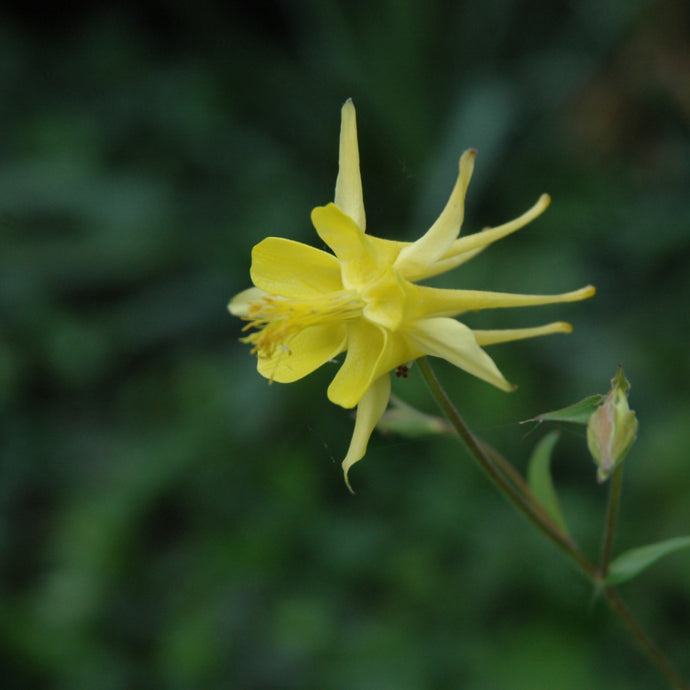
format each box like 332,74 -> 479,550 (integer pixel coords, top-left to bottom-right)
523,394 -> 605,425
376,402 -> 453,437
606,536 -> 690,586
527,431 -> 569,533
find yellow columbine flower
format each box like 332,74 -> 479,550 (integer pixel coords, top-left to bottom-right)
230,99 -> 594,490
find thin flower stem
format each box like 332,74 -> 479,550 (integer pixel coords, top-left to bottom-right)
417,356 -> 689,690
474,437 -> 561,530
417,357 -> 593,575
599,462 -> 625,578
604,586 -> 689,690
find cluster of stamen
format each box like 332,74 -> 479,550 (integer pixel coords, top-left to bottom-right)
240,291 -> 364,359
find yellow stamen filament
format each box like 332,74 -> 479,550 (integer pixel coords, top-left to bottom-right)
240,291 -> 363,358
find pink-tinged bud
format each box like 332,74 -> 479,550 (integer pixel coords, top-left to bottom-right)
587,366 -> 638,483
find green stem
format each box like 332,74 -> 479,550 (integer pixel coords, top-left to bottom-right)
599,462 -> 624,579
474,437 -> 562,532
604,586 -> 689,690
417,357 -> 593,575
417,356 -> 689,690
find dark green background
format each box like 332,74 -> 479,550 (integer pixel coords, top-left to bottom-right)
1,1 -> 689,688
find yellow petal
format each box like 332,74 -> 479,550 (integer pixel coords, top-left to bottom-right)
311,204 -> 381,289
407,284 -> 596,319
228,287 -> 267,317
361,266 -> 407,331
334,99 -> 366,232
406,318 -> 514,391
327,321 -> 385,408
366,234 -> 408,267
394,149 -> 476,279
371,334 -> 422,381
257,323 -> 346,383
250,237 -> 343,297
342,374 -> 391,493
473,321 -> 573,346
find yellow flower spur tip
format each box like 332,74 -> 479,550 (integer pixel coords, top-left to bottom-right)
537,193 -> 551,210
344,472 -> 356,495
458,148 -> 477,178
228,100 -> 596,488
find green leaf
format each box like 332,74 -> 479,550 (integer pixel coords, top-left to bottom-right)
606,536 -> 690,586
527,431 -> 568,533
523,395 -> 605,426
376,396 -> 453,437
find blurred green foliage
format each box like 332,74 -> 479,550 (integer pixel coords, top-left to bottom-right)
1,1 -> 689,688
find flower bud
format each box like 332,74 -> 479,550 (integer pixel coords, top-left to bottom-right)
587,366 -> 638,482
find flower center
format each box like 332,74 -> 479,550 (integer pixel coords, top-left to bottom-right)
240,290 -> 364,359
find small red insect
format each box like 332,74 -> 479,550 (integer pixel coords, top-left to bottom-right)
395,364 -> 410,378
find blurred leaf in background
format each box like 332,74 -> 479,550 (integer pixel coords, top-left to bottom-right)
1,1 -> 689,688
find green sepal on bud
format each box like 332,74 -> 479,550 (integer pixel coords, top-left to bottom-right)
587,366 -> 638,483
